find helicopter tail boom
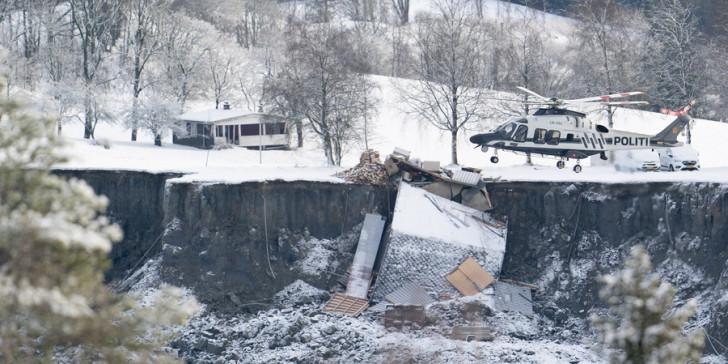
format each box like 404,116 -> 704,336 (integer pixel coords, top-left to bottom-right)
650,115 -> 691,146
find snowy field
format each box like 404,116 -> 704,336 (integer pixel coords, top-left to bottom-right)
58,75 -> 728,185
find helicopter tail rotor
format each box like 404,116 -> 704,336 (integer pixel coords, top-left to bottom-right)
660,99 -> 697,116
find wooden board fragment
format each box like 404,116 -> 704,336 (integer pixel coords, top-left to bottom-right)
445,257 -> 494,296
323,293 -> 369,317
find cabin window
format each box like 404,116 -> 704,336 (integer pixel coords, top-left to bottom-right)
240,124 -> 260,136
596,125 -> 609,133
533,128 -> 547,144
546,130 -> 561,145
265,122 -> 286,135
566,133 -> 574,142
513,125 -> 528,142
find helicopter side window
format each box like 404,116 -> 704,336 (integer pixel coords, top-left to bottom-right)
546,130 -> 561,145
533,128 -> 547,144
513,125 -> 528,142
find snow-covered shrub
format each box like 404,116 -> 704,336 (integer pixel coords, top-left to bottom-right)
590,244 -> 704,364
0,85 -> 198,362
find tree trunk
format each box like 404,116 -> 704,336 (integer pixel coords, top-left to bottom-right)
323,132 -> 334,165
84,99 -> 94,139
131,96 -> 139,141
451,129 -> 458,165
154,133 -> 162,146
296,120 -> 304,148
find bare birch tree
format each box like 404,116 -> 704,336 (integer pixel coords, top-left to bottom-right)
399,0 -> 491,165
124,0 -> 171,141
69,0 -> 123,139
267,21 -> 375,165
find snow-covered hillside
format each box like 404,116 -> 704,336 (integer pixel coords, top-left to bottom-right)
60,73 -> 728,185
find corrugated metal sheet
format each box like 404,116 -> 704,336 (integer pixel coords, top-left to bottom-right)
451,170 -> 480,186
384,282 -> 435,306
368,300 -> 390,313
493,281 -> 533,317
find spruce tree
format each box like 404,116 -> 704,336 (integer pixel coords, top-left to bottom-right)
591,244 -> 704,364
0,84 -> 198,362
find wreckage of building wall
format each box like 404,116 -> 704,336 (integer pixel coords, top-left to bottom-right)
385,152 -> 494,212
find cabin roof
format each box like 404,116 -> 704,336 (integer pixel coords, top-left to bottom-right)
178,108 -> 259,123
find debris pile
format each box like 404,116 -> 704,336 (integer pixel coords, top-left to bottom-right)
335,149 -> 390,185
383,148 -> 493,211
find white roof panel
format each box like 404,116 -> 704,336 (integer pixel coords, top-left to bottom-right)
178,109 -> 257,122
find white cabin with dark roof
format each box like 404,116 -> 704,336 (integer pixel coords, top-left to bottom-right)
173,103 -> 287,150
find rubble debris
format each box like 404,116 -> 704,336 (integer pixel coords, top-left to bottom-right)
446,257 -> 495,296
422,181 -> 463,199
499,279 -> 539,290
451,326 -> 494,342
322,293 -> 369,317
335,149 -> 390,185
392,147 -> 410,159
422,161 -> 440,172
324,214 -> 385,316
384,153 -> 493,211
383,305 -> 426,330
371,182 -> 506,301
493,281 -> 534,318
384,282 -> 436,307
452,169 -> 480,185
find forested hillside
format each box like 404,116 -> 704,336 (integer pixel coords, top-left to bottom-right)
1,0 -> 725,165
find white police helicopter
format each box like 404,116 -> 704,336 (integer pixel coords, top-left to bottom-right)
469,87 -> 692,173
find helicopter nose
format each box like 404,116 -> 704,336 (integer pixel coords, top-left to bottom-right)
470,133 -> 498,145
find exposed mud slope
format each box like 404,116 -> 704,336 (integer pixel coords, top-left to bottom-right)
159,180 -> 396,314
487,181 -> 728,348
52,170 -> 182,280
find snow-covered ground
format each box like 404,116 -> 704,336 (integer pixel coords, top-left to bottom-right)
47,2 -> 728,362
59,75 -> 728,185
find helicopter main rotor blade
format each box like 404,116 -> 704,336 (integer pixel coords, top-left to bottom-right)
566,91 -> 645,103
516,86 -> 550,101
568,101 -> 649,106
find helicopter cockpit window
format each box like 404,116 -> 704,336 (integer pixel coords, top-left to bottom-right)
546,130 -> 561,145
497,122 -> 517,139
513,125 -> 528,142
533,128 -> 547,144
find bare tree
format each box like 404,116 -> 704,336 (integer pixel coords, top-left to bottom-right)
160,13 -> 211,113
399,0 -> 491,165
69,0 -> 123,139
267,21 -> 376,165
135,93 -> 179,146
570,0 -> 649,127
391,0 -> 410,25
207,45 -> 235,109
644,0 -> 707,142
123,0 -> 170,141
